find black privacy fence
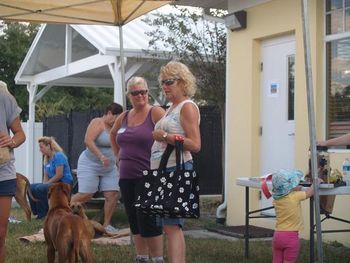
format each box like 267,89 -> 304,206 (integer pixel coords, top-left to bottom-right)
43,106 -> 223,195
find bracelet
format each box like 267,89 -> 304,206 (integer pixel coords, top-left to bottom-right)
162,132 -> 168,141
10,139 -> 16,148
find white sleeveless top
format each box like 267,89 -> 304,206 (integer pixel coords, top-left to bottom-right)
150,99 -> 200,169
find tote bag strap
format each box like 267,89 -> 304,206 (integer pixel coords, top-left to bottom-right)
158,144 -> 174,171
174,136 -> 185,171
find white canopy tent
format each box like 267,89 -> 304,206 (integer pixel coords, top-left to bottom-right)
1,0 -> 324,260
14,16 -> 169,182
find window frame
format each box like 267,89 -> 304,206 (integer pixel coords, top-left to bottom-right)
325,0 -> 350,140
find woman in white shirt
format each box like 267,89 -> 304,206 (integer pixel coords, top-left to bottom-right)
151,61 -> 201,263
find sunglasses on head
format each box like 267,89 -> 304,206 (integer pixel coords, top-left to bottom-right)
161,78 -> 179,86
129,90 -> 148,96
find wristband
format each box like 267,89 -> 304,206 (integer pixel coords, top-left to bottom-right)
10,139 -> 16,148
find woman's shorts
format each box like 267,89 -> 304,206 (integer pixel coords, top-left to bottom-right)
0,179 -> 16,196
119,179 -> 162,237
77,152 -> 120,193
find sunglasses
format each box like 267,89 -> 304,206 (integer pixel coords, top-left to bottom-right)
129,90 -> 148,96
161,78 -> 179,86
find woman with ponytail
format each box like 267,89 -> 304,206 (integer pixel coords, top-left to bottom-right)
29,136 -> 73,219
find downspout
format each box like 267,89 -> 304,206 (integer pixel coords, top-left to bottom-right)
216,29 -> 230,224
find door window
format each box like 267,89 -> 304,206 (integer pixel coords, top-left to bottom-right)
288,55 -> 295,121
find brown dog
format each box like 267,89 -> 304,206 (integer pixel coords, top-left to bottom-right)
70,202 -> 113,238
44,183 -> 93,263
15,172 -> 38,221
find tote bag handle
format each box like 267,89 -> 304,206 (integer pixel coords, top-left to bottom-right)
158,144 -> 174,171
174,136 -> 186,171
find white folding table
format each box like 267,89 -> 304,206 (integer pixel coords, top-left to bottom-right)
236,177 -> 350,262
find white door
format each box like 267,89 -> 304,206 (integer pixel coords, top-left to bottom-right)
260,35 -> 295,214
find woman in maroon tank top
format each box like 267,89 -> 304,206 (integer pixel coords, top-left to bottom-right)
110,76 -> 165,263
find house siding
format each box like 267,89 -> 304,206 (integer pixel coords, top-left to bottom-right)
225,0 -> 350,246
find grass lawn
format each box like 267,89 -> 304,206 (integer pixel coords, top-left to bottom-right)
5,197 -> 350,262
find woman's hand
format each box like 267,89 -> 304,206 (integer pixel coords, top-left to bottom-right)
100,155 -> 110,168
0,132 -> 12,148
317,140 -> 327,146
152,129 -> 168,142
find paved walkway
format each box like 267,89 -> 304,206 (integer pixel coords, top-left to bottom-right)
184,229 -> 239,241
184,229 -> 272,242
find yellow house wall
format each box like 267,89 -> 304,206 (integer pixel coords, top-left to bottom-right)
226,0 -> 350,245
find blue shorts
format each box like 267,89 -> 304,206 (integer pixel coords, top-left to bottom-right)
0,179 -> 16,196
156,160 -> 194,228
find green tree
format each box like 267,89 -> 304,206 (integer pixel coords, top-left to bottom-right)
0,21 -> 39,119
144,7 -> 226,112
35,86 -> 113,121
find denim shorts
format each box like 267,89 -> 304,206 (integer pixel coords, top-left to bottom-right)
156,160 -> 193,228
0,179 -> 16,196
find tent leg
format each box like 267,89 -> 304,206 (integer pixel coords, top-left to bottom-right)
301,0 -> 323,262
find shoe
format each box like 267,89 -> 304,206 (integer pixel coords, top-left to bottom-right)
104,224 -> 119,235
134,256 -> 149,263
8,216 -> 21,224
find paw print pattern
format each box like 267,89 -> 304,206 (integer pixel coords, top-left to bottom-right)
138,168 -> 199,218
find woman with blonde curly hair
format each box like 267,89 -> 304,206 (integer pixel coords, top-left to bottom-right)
151,61 -> 201,263
29,136 -> 73,219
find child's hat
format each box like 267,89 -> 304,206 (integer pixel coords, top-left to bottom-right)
272,169 -> 303,200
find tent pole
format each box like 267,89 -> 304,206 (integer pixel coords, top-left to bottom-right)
301,0 -> 323,262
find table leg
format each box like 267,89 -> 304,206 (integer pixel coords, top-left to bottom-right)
245,186 -> 249,258
310,196 -> 314,263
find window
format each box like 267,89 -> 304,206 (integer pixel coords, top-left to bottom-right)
326,0 -> 350,138
287,55 -> 295,121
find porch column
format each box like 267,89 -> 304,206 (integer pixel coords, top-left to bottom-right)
26,83 -> 37,183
